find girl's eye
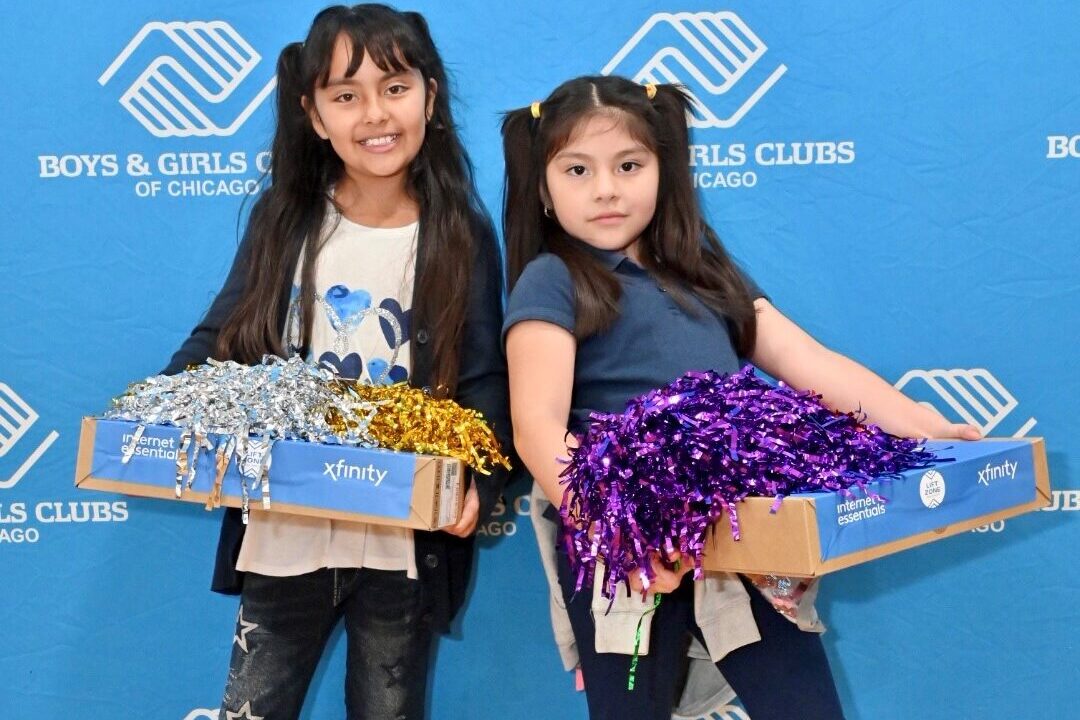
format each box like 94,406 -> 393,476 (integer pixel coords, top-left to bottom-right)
567,165 -> 588,177
335,92 -> 355,103
386,84 -> 409,96
620,161 -> 641,172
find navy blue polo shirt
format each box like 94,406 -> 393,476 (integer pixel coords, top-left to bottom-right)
503,247 -> 765,432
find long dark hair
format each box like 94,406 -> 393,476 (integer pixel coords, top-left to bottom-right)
217,4 -> 484,395
502,75 -> 756,355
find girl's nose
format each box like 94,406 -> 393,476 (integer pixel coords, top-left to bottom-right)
361,96 -> 390,124
593,171 -> 617,201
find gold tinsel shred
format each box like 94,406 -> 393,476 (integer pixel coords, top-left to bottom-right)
339,383 -> 511,474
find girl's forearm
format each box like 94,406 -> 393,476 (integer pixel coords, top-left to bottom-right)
515,420 -> 577,507
786,346 -> 946,438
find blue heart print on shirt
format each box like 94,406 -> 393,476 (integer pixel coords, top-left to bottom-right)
324,284 -> 372,330
317,352 -> 408,383
367,358 -> 409,384
378,297 -> 411,348
299,286 -> 410,382
318,351 -> 363,379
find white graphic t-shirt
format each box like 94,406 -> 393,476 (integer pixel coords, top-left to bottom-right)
236,208 -> 419,579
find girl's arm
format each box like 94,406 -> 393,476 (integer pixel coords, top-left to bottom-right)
505,320 -> 577,507
507,319 -> 689,592
750,299 -> 980,440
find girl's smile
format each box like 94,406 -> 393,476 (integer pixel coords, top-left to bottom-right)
358,133 -> 401,150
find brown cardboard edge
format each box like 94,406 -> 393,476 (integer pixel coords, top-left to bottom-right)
78,477 -> 187,502
429,458 -> 467,529
74,417 -> 98,487
409,455 -> 437,528
804,497 -> 823,575
408,454 -> 466,529
430,458 -> 442,528
450,462 -> 466,527
702,496 -> 823,577
78,476 -> 441,529
1031,437 -> 1051,504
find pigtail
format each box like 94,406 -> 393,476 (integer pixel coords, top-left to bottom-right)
639,83 -> 702,274
272,42 -> 338,207
501,108 -> 546,289
645,82 -> 757,357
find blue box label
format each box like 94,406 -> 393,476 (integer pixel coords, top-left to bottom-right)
89,419 -> 417,519
811,440 -> 1037,561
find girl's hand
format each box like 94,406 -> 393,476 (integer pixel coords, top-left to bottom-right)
443,484 -> 479,537
921,414 -> 982,441
627,551 -> 692,595
932,422 -> 982,441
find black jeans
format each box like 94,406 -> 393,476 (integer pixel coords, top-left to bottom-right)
557,549 -> 846,720
221,568 -> 433,720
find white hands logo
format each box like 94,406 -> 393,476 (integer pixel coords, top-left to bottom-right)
99,21 -> 277,138
895,368 -> 1037,438
0,383 -> 59,489
182,710 -> 219,720
603,11 -> 787,128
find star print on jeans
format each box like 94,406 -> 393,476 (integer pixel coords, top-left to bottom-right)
233,605 -> 258,654
225,701 -> 264,720
382,658 -> 406,688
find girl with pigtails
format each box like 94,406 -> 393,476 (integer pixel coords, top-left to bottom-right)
501,75 -> 978,720
163,6 -> 510,718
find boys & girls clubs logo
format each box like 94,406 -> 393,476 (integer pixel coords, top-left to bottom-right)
37,20 -> 275,200
0,381 -> 127,545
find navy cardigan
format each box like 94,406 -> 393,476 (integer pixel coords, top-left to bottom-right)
162,207 -> 511,633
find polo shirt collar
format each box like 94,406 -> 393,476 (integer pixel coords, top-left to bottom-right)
575,240 -> 635,271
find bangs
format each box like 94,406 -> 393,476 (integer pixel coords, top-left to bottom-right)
544,106 -> 657,163
306,7 -> 428,89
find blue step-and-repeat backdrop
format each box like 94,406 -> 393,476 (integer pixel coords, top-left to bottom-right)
2,1 -> 1076,718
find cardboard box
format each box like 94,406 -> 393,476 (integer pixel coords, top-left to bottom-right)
74,418 -> 464,530
702,437 -> 1051,576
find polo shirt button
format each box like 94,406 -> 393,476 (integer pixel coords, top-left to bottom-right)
416,329 -> 430,344
658,286 -> 668,293
424,553 -> 439,569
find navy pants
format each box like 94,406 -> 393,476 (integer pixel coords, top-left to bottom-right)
557,550 -> 846,720
220,568 -> 433,720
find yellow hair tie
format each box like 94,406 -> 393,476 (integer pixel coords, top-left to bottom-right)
530,101 -> 542,119
644,83 -> 658,100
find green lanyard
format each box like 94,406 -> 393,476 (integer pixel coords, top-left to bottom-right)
627,592 -> 663,690
627,561 -> 679,691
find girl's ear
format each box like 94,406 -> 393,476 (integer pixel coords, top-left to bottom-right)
538,168 -> 552,208
425,78 -> 438,122
302,96 -> 329,140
